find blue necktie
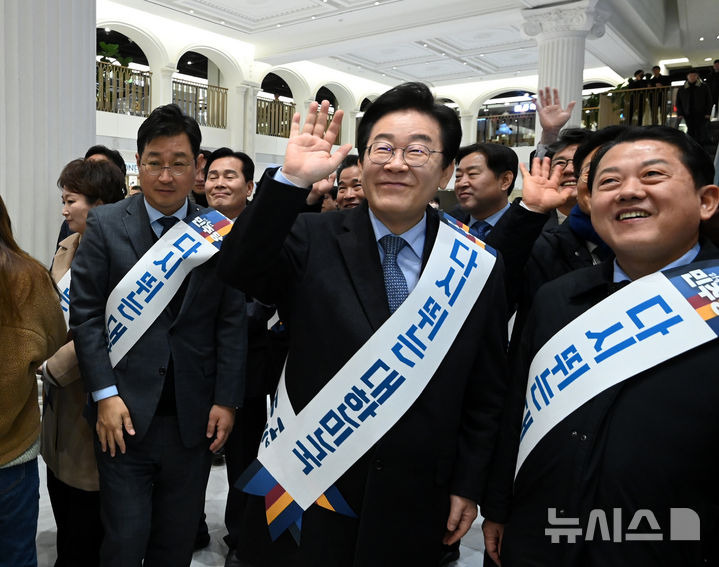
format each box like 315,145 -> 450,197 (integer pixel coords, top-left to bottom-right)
379,235 -> 409,314
470,220 -> 491,240
158,216 -> 179,237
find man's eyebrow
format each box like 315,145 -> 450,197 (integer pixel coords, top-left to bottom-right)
597,158 -> 671,177
371,133 -> 434,144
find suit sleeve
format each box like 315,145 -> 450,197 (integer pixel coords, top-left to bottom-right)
485,201 -> 549,312
217,168 -> 312,307
69,208 -> 116,393
213,279 -> 248,408
450,256 -> 510,504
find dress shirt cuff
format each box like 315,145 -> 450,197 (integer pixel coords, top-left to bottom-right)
92,385 -> 119,402
273,168 -> 301,187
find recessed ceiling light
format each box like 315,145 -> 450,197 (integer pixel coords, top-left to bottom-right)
220,20 -> 225,25
699,36 -> 705,41
479,53 -> 485,57
276,23 -> 281,27
187,61 -> 192,65
706,57 -> 712,61
441,53 -> 446,56
423,43 -> 428,47
463,62 -> 467,65
374,1 -> 380,4
392,66 -> 396,70
311,16 -> 316,20
189,9 -> 194,14
382,73 -> 386,76
104,27 -> 110,32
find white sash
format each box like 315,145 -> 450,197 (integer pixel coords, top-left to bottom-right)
57,269 -> 72,329
104,211 -> 232,367
516,260 -> 719,477
257,217 -> 497,510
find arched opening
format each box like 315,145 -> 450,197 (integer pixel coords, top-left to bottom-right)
96,27 -> 152,116
476,90 -> 536,147
173,50 -> 228,128
315,85 -> 341,142
257,72 -> 296,138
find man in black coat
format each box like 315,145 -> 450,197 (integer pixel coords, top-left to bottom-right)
677,69 -> 713,144
219,82 -> 508,567
482,126 -> 719,566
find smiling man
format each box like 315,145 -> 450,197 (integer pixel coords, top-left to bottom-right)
453,143 -> 517,238
482,126 -> 719,566
219,82 -> 508,567
336,154 -> 365,209
70,104 -> 247,566
205,147 -> 255,220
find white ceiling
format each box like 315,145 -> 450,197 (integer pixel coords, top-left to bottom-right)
137,0 -> 719,85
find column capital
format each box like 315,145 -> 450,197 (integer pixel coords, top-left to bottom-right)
521,0 -> 610,40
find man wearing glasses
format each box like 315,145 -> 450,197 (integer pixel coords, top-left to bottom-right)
219,82 -> 508,566
71,103 -> 246,566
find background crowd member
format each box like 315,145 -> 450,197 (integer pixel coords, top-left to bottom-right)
336,154 -> 365,209
40,158 -> 126,567
321,185 -> 339,212
0,195 -> 65,567
191,148 -> 211,207
56,145 -> 127,246
219,82 -> 508,567
452,142 -> 517,239
627,69 -> 647,125
70,104 -> 247,567
677,69 -> 713,144
708,59 -> 719,113
647,65 -> 671,125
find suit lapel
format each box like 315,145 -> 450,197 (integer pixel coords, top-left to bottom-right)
338,203 -> 389,331
122,195 -> 156,260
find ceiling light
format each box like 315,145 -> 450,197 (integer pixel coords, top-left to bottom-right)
706,57 -> 712,61
189,9 -> 194,14
220,20 -> 225,24
374,1 -> 380,4
659,57 -> 689,65
276,24 -> 281,27
423,43 -> 428,47
311,16 -> 316,20
463,62 -> 467,65
479,53 -> 485,57
187,61 -> 192,65
104,27 -> 110,32
699,37 -> 704,41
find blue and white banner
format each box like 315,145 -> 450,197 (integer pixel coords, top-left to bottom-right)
516,260 -> 719,477
255,215 -> 497,511
104,211 -> 233,367
57,269 -> 72,329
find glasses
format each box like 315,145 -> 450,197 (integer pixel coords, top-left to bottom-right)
366,142 -> 442,167
141,162 -> 192,176
550,158 -> 575,170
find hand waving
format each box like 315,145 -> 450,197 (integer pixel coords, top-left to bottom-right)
282,100 -> 353,188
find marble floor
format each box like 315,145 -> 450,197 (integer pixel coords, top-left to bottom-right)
36,457 -> 486,566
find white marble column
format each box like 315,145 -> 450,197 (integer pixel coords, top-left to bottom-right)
344,110 -> 359,149
460,113 -> 477,145
240,82 -> 261,160
522,0 -> 609,139
1,0 -> 96,265
155,66 -> 177,109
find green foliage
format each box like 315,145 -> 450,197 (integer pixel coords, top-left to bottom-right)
98,41 -> 133,67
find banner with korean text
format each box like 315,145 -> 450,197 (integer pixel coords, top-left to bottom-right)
240,213 -> 497,540
516,260 -> 719,477
104,210 -> 232,367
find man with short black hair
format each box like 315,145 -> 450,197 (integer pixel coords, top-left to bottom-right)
677,69 -> 713,144
453,143 -> 517,239
219,82 -> 508,567
205,147 -> 255,220
336,154 -> 365,209
71,103 -> 247,566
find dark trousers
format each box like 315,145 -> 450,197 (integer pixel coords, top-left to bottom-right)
95,415 -> 212,567
685,115 -> 709,144
224,397 -> 267,550
46,466 -> 102,567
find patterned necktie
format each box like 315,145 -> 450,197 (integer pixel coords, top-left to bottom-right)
158,216 -> 179,237
379,235 -> 409,314
470,220 -> 491,240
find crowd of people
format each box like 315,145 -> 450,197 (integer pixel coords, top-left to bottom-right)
1,75 -> 718,567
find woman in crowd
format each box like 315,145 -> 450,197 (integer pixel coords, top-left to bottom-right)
0,195 -> 66,567
40,158 -> 125,567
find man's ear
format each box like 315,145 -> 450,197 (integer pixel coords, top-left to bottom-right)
246,181 -> 255,199
196,153 -> 207,171
500,171 -> 514,193
699,184 -> 719,221
438,161 -> 455,190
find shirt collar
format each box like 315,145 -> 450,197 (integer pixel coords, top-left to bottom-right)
470,201 -> 510,228
143,197 -> 189,224
613,241 -> 701,283
368,208 -> 426,260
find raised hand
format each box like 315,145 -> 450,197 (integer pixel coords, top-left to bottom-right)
535,87 -> 576,144
307,172 -> 337,206
519,156 -> 573,213
282,100 -> 353,188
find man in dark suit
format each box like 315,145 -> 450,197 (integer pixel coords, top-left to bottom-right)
482,126 -> 719,565
70,104 -> 247,566
218,82 -> 508,566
